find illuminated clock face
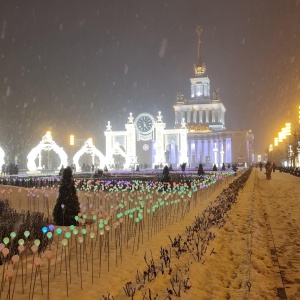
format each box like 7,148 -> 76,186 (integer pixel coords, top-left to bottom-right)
135,114 -> 154,133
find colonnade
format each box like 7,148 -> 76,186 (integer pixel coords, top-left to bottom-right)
187,137 -> 232,167
175,109 -> 225,125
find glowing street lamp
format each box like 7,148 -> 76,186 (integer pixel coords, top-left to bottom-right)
274,137 -> 279,147
70,135 -> 75,146
285,123 -> 291,136
269,144 -> 273,152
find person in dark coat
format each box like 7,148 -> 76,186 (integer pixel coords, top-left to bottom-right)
265,161 -> 272,180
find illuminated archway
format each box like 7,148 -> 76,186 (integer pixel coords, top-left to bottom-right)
27,131 -> 68,172
73,138 -> 106,171
0,146 -> 5,168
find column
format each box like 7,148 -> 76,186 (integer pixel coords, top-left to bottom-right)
193,110 -> 197,123
195,140 -> 199,163
209,139 -> 213,165
220,139 -> 224,165
125,122 -> 137,167
226,138 -> 232,163
179,128 -> 188,164
175,111 -> 180,125
187,111 -> 191,123
203,140 -> 208,165
205,111 -> 209,123
213,141 -> 218,166
199,140 -> 203,163
188,140 -> 191,165
180,111 -> 185,123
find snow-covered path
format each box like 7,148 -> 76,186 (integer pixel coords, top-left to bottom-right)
256,169 -> 300,300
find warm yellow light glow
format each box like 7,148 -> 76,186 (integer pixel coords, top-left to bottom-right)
70,135 -> 75,146
285,122 -> 291,136
269,144 -> 273,152
274,138 -> 278,146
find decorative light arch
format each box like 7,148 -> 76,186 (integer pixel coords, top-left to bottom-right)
27,131 -> 68,172
0,146 -> 5,168
73,138 -> 106,171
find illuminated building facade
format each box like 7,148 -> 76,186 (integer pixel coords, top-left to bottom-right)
105,27 -> 254,168
173,26 -> 253,167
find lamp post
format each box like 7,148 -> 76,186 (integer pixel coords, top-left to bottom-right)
285,123 -> 292,166
70,135 -> 75,166
268,144 -> 273,161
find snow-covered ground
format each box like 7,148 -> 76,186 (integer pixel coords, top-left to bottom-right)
0,169 -> 299,299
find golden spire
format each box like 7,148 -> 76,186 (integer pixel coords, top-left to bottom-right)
194,26 -> 206,76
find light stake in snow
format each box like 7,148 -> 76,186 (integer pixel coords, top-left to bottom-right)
11,255 -> 20,300
54,228 -> 62,278
61,239 -> 69,297
89,232 -> 95,283
64,232 -> 72,283
31,257 -> 43,300
44,251 -> 52,300
98,229 -> 104,278
78,237 -> 84,290
29,245 -> 38,299
5,268 -> 14,300
72,229 -> 79,274
0,247 -> 9,296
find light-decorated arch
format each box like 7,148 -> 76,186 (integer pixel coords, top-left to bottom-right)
27,131 -> 68,172
73,138 -> 106,171
0,146 -> 5,168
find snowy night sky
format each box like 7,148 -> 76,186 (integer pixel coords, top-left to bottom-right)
0,0 -> 300,166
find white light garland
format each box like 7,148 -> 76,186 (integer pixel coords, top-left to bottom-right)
0,146 -> 5,168
27,132 -> 68,172
73,138 -> 106,171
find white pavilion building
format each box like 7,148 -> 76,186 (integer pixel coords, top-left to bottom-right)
104,27 -> 254,169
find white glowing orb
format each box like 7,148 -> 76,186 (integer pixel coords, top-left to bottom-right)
73,138 -> 106,171
27,132 -> 68,172
0,146 -> 5,168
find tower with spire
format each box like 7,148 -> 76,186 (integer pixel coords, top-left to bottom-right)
174,26 -> 226,132
172,26 -> 253,167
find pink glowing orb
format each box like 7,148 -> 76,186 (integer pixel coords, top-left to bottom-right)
12,255 -> 20,264
2,248 -> 9,257
18,245 -> 25,253
31,245 -> 38,253
6,269 -> 14,279
34,257 -> 42,266
44,250 -> 52,260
